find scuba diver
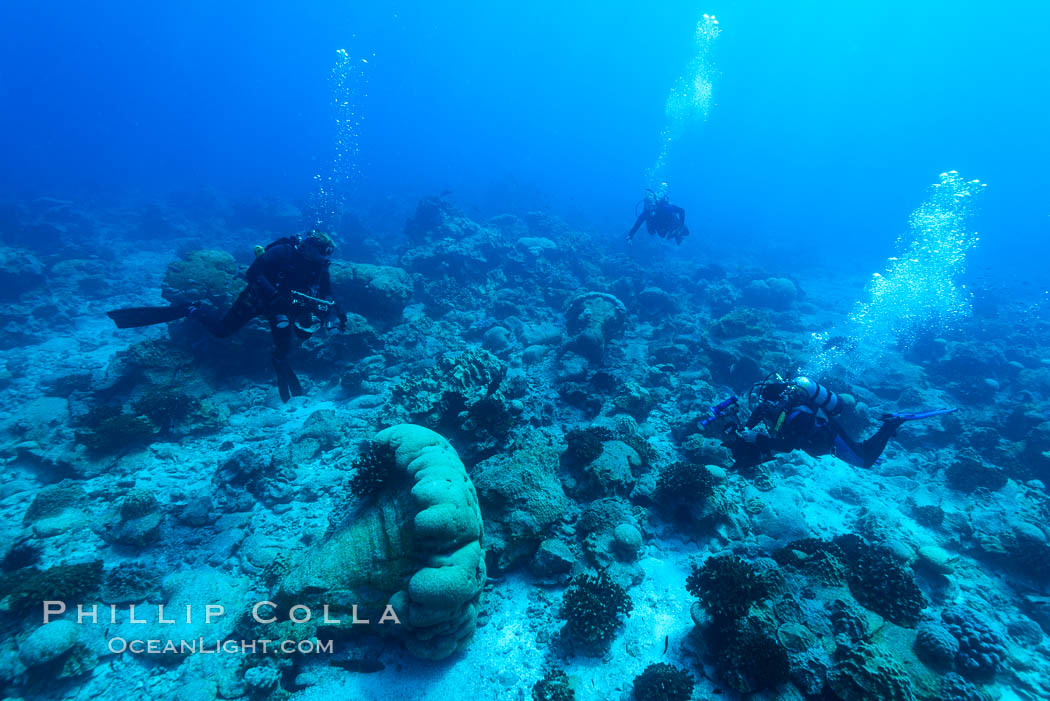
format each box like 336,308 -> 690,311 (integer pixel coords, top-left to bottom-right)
107,230 -> 347,402
627,187 -> 689,244
700,374 -> 956,470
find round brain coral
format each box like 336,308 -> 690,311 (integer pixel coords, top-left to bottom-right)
942,606 -> 1008,681
914,621 -> 960,668
278,424 -> 486,660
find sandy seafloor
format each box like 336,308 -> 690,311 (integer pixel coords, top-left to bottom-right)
1,196 -> 1049,701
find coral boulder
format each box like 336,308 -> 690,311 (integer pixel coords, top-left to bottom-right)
278,424 -> 485,660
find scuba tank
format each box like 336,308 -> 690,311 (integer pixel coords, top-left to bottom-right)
746,372 -> 841,436
794,376 -> 841,415
254,234 -> 304,258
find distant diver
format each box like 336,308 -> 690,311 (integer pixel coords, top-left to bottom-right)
627,187 -> 689,244
107,230 -> 347,402
701,373 -> 956,470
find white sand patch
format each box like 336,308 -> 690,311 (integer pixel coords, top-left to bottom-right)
291,574 -> 546,701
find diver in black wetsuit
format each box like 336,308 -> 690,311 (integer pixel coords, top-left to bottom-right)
107,230 -> 346,402
627,188 -> 689,244
711,375 -> 951,470
192,230 -> 346,401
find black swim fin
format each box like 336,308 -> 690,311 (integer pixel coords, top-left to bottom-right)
106,303 -> 193,329
273,356 -> 304,402
880,407 -> 958,422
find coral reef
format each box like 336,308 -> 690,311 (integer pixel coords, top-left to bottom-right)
576,498 -> 646,585
107,489 -> 162,546
472,433 -> 569,573
160,248 -> 240,307
631,663 -> 694,701
826,643 -> 917,701
214,447 -> 297,510
1,538 -> 41,572
277,424 -> 485,660
348,441 -> 399,500
284,408 -> 346,464
939,672 -> 990,701
741,276 -> 798,310
654,461 -> 718,522
388,349 -> 511,459
708,307 -> 768,339
0,246 -> 46,302
582,439 -> 641,495
941,606 -> 1008,681
709,616 -> 791,694
404,195 -> 493,248
680,433 -> 732,468
834,536 -> 926,627
563,427 -> 611,466
243,665 -> 280,694
108,567 -> 249,663
401,198 -> 508,280
656,461 -> 717,502
22,482 -> 87,524
100,562 -> 161,603
130,388 -> 201,432
7,191 -> 1050,700
830,598 -> 871,645
330,261 -> 412,324
774,539 -> 852,587
914,621 -> 961,669
0,561 -> 102,613
686,555 -> 770,622
558,570 -> 632,653
18,620 -> 80,669
532,668 -> 575,701
98,338 -> 198,392
530,539 -> 577,584
73,404 -> 157,455
564,292 -> 627,363
945,450 -> 1008,493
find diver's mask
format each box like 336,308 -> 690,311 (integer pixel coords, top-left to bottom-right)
300,240 -> 333,264
645,183 -> 669,208
750,372 -> 791,408
760,381 -> 790,403
299,231 -> 335,263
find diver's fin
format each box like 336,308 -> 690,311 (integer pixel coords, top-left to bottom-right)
273,357 -> 304,402
286,368 -> 304,398
880,407 -> 958,422
273,357 -> 291,402
106,304 -> 191,329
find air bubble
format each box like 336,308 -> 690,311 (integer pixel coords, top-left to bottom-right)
647,12 -> 722,185
805,172 -> 985,378
307,48 -> 369,230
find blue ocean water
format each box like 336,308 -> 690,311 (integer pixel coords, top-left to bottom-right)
1,1 -> 1049,700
